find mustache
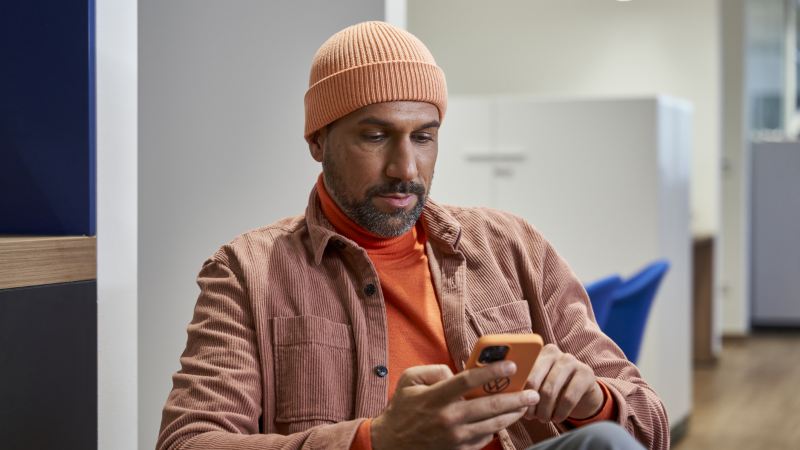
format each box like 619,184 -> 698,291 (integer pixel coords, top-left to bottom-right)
366,181 -> 426,197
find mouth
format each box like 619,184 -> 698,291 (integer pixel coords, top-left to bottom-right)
375,193 -> 416,209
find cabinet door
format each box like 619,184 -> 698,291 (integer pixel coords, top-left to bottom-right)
433,97 -> 495,208
491,99 -> 598,265
751,143 -> 800,325
0,281 -> 97,450
492,99 -> 661,280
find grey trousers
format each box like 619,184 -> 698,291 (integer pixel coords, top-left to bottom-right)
527,422 -> 645,450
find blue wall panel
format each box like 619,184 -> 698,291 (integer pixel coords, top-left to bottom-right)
0,0 -> 96,235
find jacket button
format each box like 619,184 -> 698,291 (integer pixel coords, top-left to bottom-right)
374,365 -> 388,378
364,283 -> 377,296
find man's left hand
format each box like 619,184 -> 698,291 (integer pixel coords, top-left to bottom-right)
524,344 -> 604,423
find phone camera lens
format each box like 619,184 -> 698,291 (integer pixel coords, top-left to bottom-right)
478,345 -> 510,364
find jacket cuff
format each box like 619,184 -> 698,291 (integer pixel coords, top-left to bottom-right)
349,418 -> 373,450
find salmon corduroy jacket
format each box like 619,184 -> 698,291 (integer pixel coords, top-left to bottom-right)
156,188 -> 670,450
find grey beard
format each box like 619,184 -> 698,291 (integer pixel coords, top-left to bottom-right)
344,192 -> 426,237
323,174 -> 427,237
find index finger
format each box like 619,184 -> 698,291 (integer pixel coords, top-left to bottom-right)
526,344 -> 560,391
429,360 -> 517,403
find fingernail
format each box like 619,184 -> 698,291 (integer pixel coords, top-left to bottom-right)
524,390 -> 539,404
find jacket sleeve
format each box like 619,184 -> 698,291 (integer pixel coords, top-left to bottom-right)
155,256 -> 364,450
518,217 -> 670,450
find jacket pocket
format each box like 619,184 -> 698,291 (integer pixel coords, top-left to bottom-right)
272,315 -> 355,430
469,300 -> 534,336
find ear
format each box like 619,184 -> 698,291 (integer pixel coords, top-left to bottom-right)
307,128 -> 327,162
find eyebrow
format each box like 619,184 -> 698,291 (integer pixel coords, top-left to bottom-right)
417,120 -> 441,130
357,117 -> 441,130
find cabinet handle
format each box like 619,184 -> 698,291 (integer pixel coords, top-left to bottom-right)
464,152 -> 526,163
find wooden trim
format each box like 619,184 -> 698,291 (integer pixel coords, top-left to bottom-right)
692,236 -> 716,363
0,236 -> 96,289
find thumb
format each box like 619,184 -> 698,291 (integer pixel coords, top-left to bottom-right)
397,364 -> 454,389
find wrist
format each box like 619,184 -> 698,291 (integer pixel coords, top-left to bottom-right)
350,418 -> 375,450
569,380 -> 605,420
370,415 -> 387,450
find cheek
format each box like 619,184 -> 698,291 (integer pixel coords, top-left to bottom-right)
336,151 -> 385,196
419,149 -> 438,182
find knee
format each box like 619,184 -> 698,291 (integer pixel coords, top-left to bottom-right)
575,422 -> 644,450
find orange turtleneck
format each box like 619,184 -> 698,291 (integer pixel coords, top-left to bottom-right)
316,177 -> 505,450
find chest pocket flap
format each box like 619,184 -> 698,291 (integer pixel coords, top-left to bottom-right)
469,300 -> 534,336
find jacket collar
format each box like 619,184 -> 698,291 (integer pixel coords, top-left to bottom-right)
305,185 -> 462,265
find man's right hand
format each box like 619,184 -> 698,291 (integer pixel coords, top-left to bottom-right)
370,362 -> 540,450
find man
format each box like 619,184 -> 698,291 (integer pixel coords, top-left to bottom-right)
157,21 -> 668,450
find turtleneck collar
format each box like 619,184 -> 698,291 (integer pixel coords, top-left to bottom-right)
315,174 -> 424,257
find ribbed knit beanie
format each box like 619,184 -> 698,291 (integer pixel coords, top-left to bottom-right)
304,21 -> 447,140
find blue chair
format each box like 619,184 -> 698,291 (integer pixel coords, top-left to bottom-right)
603,260 -> 670,364
584,275 -> 623,330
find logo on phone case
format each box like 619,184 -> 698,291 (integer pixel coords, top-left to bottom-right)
483,376 -> 511,394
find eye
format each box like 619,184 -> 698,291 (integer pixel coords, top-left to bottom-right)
412,133 -> 435,143
362,133 -> 386,143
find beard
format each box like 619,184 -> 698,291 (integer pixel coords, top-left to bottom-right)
322,153 -> 429,238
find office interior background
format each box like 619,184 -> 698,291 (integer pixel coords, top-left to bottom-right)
1,0 -> 798,449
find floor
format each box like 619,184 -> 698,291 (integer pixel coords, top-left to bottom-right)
673,332 -> 800,449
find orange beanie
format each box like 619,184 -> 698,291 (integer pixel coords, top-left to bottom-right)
304,21 -> 447,140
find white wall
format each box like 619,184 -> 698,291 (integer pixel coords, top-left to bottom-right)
433,96 -> 693,426
137,1 -> 385,448
96,0 -> 138,449
721,0 -> 750,336
385,0 -> 407,28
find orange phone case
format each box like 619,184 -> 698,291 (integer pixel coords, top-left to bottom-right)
464,333 -> 543,399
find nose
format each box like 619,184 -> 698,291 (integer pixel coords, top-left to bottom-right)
385,136 -> 418,182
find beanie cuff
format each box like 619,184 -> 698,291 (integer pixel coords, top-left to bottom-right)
304,60 -> 447,139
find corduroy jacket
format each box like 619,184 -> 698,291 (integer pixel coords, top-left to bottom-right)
156,188 -> 670,450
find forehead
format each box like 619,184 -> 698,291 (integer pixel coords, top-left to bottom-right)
339,101 -> 440,126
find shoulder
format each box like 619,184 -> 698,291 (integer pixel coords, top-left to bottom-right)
207,214 -> 309,268
428,202 -> 555,267
442,204 -> 522,224
439,203 -> 544,241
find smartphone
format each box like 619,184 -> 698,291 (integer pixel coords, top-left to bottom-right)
464,333 -> 543,399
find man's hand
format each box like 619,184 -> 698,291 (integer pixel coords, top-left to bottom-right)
371,362 -> 540,450
524,344 -> 604,423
